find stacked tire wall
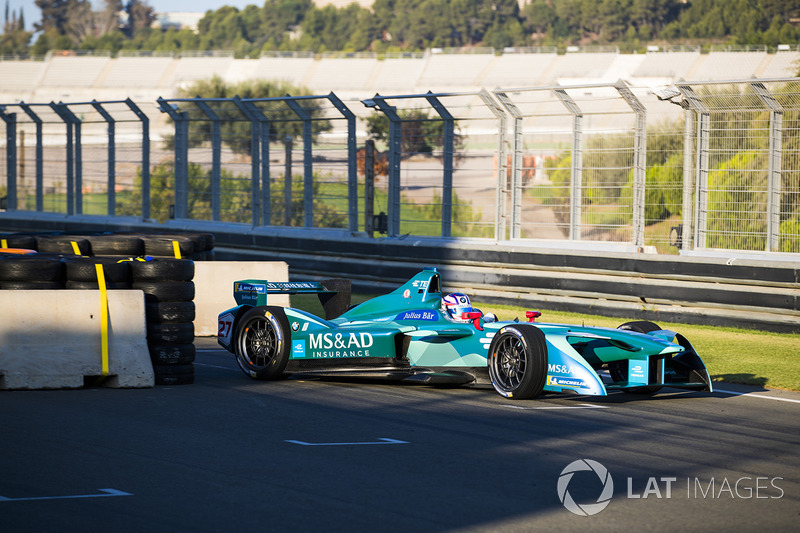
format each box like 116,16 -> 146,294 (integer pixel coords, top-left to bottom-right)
0,231 -> 213,386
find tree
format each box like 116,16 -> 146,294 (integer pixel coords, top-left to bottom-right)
0,3 -> 32,56
365,108 -> 464,159
34,0 -> 75,34
163,76 -> 332,156
123,0 -> 153,38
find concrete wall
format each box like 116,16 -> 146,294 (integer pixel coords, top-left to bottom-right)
194,261 -> 289,336
0,290 -> 153,389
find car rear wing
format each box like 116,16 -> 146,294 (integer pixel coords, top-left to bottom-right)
233,278 -> 351,320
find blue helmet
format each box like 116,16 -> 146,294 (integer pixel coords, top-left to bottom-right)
442,293 -> 473,321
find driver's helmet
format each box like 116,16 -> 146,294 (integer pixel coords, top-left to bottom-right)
441,293 -> 474,321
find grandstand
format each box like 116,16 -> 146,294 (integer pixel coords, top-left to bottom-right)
685,50 -> 770,81
478,52 -> 558,88
0,59 -> 46,93
305,56 -> 380,93
1,47 -> 798,119
39,53 -> 110,88
417,51 -> 495,89
168,53 -> 235,87
97,54 -> 175,89
370,55 -> 426,93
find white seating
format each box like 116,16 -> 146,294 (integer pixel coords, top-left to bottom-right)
40,55 -> 110,87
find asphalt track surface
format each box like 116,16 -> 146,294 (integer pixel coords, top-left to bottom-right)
2,338 -> 799,533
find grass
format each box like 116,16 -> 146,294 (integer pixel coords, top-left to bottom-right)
296,293 -> 800,392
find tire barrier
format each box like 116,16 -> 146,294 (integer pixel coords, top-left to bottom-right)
1,230 -> 214,260
130,258 -> 196,386
0,231 -> 208,388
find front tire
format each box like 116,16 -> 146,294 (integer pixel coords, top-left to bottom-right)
234,306 -> 290,380
488,325 -> 547,399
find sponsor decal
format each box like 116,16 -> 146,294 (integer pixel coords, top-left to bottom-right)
234,282 -> 266,294
307,332 -> 374,359
547,375 -> 587,388
395,310 -> 438,321
292,340 -> 306,358
479,331 -> 496,349
412,280 -> 429,290
266,281 -> 321,291
291,322 -> 300,331
548,363 -> 571,374
629,360 -> 648,381
403,289 -> 411,298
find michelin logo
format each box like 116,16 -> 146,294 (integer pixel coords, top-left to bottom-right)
547,375 -> 587,388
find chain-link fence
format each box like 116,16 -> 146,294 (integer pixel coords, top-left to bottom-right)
3,78 -> 800,256
1,99 -> 150,218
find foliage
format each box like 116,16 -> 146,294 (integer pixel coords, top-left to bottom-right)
117,161 -> 345,227
12,0 -> 800,56
364,109 -> 464,158
779,217 -> 800,252
163,76 -> 332,156
0,3 -> 31,55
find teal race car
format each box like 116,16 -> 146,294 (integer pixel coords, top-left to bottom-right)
217,268 -> 712,399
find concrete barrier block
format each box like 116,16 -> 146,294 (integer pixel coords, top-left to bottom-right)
194,261 -> 289,336
0,290 -> 153,389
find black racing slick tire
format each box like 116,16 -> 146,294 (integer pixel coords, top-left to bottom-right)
234,306 -> 290,380
153,364 -> 195,386
488,325 -> 548,400
611,320 -> 663,395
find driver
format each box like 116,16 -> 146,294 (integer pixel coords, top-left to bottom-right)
441,293 -> 496,323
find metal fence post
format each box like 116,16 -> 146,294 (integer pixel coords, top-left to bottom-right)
616,81 -> 647,248
681,108 -> 695,251
327,93 -> 359,232
285,99 -> 313,228
50,102 -> 78,215
751,82 -> 784,252
478,89 -> 508,242
125,99 -> 150,219
0,107 -> 17,210
19,103 -> 44,212
426,92 -> 454,237
554,89 -> 583,241
678,85 -> 710,250
368,98 -> 402,236
364,139 -> 375,236
284,135 -> 293,226
156,98 -> 188,219
232,96 -> 263,227
493,91 -> 524,240
194,100 -> 222,221
91,101 -> 116,215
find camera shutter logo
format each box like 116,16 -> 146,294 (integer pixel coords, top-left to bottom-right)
557,459 -> 614,516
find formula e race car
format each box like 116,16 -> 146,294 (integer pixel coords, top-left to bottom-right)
217,268 -> 712,399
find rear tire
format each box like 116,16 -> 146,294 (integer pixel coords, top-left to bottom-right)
234,306 -> 290,380
488,325 -> 547,399
612,321 -> 663,394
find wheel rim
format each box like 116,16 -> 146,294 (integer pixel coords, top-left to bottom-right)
240,316 -> 278,368
492,333 -> 527,391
